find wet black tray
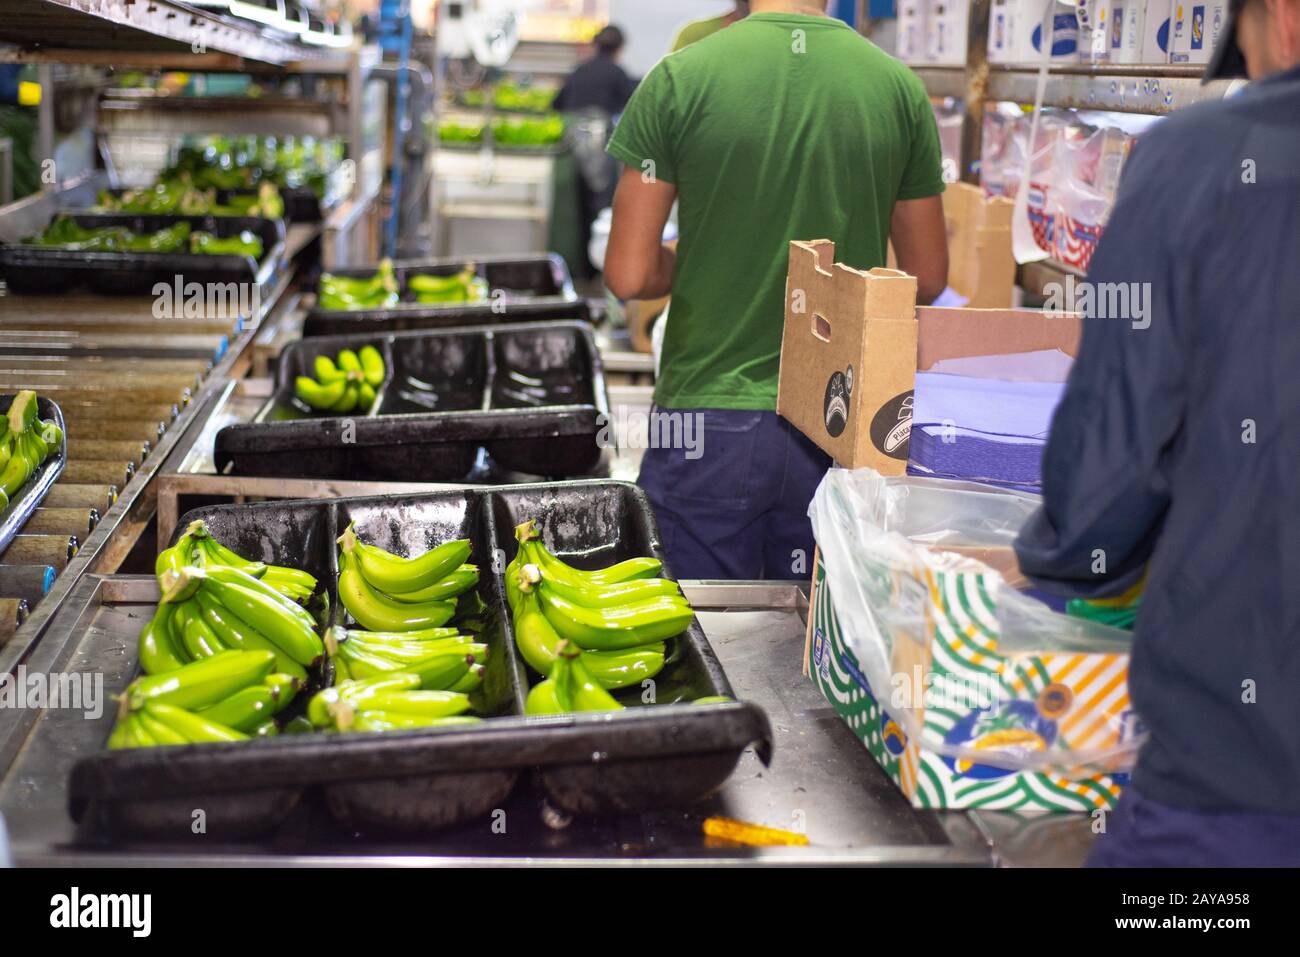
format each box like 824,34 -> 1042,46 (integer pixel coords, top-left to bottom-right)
67,481 -> 769,839
303,254 -> 581,330
0,213 -> 285,297
0,396 -> 66,558
214,320 -> 610,481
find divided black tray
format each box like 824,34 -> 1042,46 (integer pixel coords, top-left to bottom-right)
303,254 -> 582,332
214,320 -> 610,482
0,396 -> 66,557
67,481 -> 771,839
0,213 -> 285,297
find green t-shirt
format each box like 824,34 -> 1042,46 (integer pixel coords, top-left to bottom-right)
670,15 -> 732,52
607,13 -> 944,411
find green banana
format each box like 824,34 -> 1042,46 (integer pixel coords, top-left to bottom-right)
555,643 -> 625,712
197,685 -> 276,732
446,666 -> 484,694
144,700 -> 247,744
138,712 -> 189,746
337,550 -> 455,632
337,349 -> 362,373
346,690 -> 470,719
0,439 -> 10,475
330,381 -> 360,414
259,563 -> 318,594
385,564 -> 479,603
176,599 -> 224,659
525,678 -> 563,715
0,437 -> 34,497
127,650 -> 275,712
138,603 -> 187,675
314,354 -> 345,383
357,381 -> 377,412
253,720 -> 280,737
348,713 -> 481,733
332,655 -> 351,682
342,626 -> 462,642
358,345 -> 386,386
199,575 -> 324,666
263,673 -> 301,713
202,562 -> 319,629
295,375 -> 348,410
517,556 -> 682,608
194,589 -> 309,680
39,420 -> 63,449
7,390 -> 38,434
515,520 -> 662,583
536,588 -> 694,651
339,523 -> 472,594
406,653 -> 478,690
107,716 -> 132,749
128,716 -> 157,746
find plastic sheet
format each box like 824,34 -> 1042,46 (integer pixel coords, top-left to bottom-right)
809,468 -> 1140,776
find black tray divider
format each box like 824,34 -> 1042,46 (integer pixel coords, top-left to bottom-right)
362,335 -> 400,419
480,329 -> 498,412
474,489 -> 528,717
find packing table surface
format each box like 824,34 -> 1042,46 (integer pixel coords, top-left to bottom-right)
0,581 -> 1095,867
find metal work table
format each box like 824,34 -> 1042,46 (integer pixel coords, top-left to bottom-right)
0,580 -> 1093,867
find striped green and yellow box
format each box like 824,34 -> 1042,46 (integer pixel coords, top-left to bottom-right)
806,553 -> 1132,811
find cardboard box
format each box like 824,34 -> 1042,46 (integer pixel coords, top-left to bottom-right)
804,548 -> 1133,811
1170,0 -> 1225,62
1141,0 -> 1172,63
897,0 -> 930,64
1080,0 -> 1117,62
987,0 -> 1017,63
1114,0 -> 1146,66
926,0 -> 970,66
776,240 -> 1081,472
943,183 -> 1016,308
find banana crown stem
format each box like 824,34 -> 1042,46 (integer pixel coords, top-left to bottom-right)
337,523 -> 358,553
185,518 -> 211,540
519,562 -> 543,590
514,520 -> 538,544
159,565 -> 202,603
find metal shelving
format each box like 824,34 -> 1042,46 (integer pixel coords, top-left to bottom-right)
0,0 -> 336,68
985,65 -> 1233,116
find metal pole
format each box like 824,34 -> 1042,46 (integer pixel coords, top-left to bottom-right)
37,64 -> 55,191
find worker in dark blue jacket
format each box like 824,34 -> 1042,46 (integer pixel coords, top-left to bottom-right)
1014,0 -> 1300,867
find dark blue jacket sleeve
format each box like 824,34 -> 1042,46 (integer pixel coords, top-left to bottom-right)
1014,139 -> 1190,598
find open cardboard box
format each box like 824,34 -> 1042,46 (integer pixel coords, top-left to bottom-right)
888,182 -> 1015,308
776,238 -> 1079,473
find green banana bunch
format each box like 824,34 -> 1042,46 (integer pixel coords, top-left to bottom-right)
294,345 -> 385,413
511,578 -> 664,690
109,700 -> 248,749
0,391 -> 60,500
184,519 -> 318,603
307,674 -> 474,732
525,641 -> 625,715
325,625 -> 483,687
335,524 -> 474,632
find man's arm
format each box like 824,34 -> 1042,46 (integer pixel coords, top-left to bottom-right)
890,195 -> 948,305
604,167 -> 678,300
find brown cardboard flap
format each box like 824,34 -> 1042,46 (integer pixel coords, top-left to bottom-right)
943,183 -> 1015,309
778,241 -> 918,470
916,307 -> 1081,370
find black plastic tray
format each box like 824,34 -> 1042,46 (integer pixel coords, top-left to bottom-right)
303,254 -> 582,331
0,395 -> 67,558
67,481 -> 769,839
0,213 -> 285,297
214,320 -> 610,481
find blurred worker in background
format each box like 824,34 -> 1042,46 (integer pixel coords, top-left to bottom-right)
603,0 -> 948,579
1015,0 -> 1300,866
555,25 -> 638,278
671,2 -> 751,51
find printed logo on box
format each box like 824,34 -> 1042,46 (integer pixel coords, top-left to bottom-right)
869,391 -> 913,460
881,715 -> 908,756
1031,13 -> 1080,56
1112,8 -> 1124,48
1191,5 -> 1205,47
822,369 -> 851,438
941,699 -> 1060,780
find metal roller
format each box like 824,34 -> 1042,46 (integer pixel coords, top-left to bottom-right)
0,565 -> 56,607
0,597 -> 30,645
65,439 -> 150,465
2,534 -> 78,570
24,507 -> 100,537
44,484 -> 118,511
62,460 -> 135,487
53,419 -> 166,442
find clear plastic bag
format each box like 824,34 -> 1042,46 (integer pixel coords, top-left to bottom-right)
809,468 -> 1141,776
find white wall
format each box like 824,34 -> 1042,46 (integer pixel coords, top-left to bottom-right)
607,0 -> 735,78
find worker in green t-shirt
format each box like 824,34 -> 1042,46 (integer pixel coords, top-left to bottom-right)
604,0 -> 947,579
670,2 -> 750,51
